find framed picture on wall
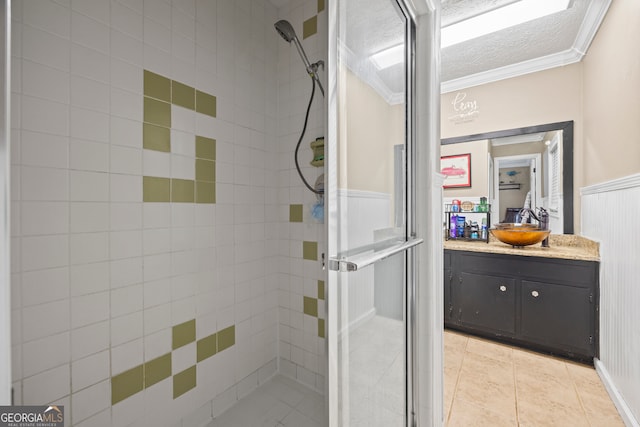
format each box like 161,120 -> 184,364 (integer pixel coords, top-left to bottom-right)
441,153 -> 471,188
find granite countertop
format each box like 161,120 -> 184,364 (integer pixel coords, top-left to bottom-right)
443,234 -> 600,262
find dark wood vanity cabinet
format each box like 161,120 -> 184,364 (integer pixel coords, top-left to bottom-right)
444,249 -> 599,362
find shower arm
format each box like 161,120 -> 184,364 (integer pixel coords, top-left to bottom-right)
292,37 -> 325,97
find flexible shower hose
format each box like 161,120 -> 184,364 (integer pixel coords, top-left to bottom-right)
294,76 -> 324,195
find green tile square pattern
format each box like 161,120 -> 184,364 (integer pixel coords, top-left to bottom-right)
142,70 -> 217,206
303,16 -> 317,39
196,90 -> 216,117
290,204 -> 303,222
143,176 -> 171,202
143,123 -> 171,152
144,353 -> 172,388
171,178 -> 195,203
318,0 -> 325,12
196,181 -> 215,204
144,96 -> 171,128
303,241 -> 318,260
303,296 -> 318,317
144,70 -> 171,102
173,365 -> 197,399
196,136 -> 216,160
217,325 -> 235,352
111,365 -> 144,405
172,80 -> 195,110
172,319 -> 196,350
318,318 -> 325,338
318,280 -> 325,300
197,333 -> 217,362
195,159 -> 215,182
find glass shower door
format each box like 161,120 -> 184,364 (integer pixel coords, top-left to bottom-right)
326,0 -> 419,425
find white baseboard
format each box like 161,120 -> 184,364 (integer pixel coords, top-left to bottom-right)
595,358 -> 640,427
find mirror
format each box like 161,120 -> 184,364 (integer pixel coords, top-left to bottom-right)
441,121 -> 574,234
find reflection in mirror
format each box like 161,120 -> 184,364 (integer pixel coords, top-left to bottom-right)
441,121 -> 573,234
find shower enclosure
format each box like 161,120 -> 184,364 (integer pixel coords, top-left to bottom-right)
326,0 -> 442,425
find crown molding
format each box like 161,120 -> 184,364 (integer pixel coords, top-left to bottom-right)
441,0 -> 612,94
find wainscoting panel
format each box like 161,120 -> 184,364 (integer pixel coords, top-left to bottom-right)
581,173 -> 640,426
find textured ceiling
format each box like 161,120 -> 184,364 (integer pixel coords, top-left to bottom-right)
441,0 -> 590,83
268,0 -> 607,97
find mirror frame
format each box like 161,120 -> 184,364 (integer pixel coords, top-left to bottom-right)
441,120 -> 574,234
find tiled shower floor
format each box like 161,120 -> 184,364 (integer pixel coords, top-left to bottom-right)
206,375 -> 325,427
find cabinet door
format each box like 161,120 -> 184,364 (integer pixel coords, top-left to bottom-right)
520,280 -> 593,356
444,268 -> 453,324
457,272 -> 516,335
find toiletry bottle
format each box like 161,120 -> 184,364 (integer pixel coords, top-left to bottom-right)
481,218 -> 487,240
450,215 -> 457,238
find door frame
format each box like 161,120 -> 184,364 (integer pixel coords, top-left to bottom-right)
0,0 -> 11,405
494,153 -> 543,221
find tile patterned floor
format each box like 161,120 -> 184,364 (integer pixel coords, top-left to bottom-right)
444,329 -> 624,426
208,327 -> 624,426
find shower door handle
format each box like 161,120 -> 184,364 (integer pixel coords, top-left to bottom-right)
328,238 -> 423,272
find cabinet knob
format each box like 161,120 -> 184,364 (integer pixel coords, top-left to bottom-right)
531,290 -> 540,298
499,285 -> 507,292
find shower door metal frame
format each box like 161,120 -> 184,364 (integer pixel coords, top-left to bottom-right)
325,0 -> 421,424
0,0 -> 10,405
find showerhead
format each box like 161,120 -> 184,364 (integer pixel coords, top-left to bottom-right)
274,20 -> 297,43
274,19 -> 325,97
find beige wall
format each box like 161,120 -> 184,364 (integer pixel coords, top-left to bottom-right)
341,68 -> 403,193
441,139 -> 489,197
441,64 -> 582,139
582,0 -> 640,186
440,1 -> 640,233
441,65 -> 582,231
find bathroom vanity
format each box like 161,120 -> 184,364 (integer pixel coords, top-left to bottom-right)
444,235 -> 600,362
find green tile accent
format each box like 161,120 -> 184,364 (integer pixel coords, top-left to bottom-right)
173,365 -> 196,399
303,296 -> 318,317
197,333 -> 217,362
195,159 -> 215,182
111,365 -> 144,405
195,181 -> 215,204
303,16 -> 317,39
143,123 -> 171,152
144,96 -> 171,128
217,325 -> 235,352
318,318 -> 325,338
172,319 -> 196,350
195,90 -> 216,117
172,80 -> 195,110
290,204 -> 303,222
318,280 -> 325,300
171,178 -> 195,203
144,70 -> 171,102
303,241 -> 318,260
318,0 -> 325,12
143,176 -> 171,202
195,136 -> 216,160
144,353 -> 172,388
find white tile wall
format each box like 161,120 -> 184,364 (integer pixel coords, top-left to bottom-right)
11,0 -> 322,424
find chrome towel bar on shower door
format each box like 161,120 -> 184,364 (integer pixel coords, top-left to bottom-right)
328,238 -> 423,272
